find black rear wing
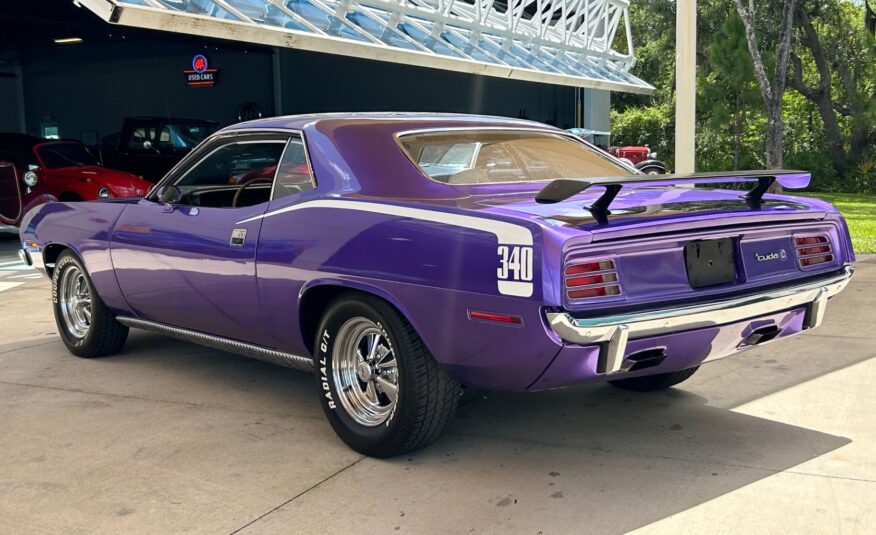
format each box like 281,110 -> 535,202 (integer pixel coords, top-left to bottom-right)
535,170 -> 810,223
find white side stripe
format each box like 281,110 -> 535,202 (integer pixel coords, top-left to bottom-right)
237,199 -> 533,246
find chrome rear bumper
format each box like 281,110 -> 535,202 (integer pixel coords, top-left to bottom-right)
546,266 -> 854,374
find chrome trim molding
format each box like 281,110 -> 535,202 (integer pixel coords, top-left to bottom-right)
116,317 -> 314,373
547,266 -> 854,375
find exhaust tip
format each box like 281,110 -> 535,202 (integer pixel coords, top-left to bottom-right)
625,347 -> 667,372
739,324 -> 782,347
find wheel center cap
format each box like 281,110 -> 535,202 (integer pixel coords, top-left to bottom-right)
356,361 -> 373,382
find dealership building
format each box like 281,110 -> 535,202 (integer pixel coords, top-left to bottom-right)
0,0 -> 653,144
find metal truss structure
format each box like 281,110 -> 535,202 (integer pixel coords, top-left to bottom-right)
76,0 -> 653,93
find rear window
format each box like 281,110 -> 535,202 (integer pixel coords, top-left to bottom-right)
399,130 -> 629,185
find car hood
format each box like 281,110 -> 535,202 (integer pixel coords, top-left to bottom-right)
52,166 -> 152,194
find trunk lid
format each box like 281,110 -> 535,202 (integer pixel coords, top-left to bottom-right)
469,185 -> 846,313
475,186 -> 830,241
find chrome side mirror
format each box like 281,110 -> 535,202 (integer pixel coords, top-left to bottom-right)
143,140 -> 154,151
156,185 -> 181,205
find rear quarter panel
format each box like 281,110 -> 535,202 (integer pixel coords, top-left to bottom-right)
256,199 -> 566,390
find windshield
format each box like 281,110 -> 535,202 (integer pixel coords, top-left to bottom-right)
399,130 -> 630,185
158,123 -> 217,150
36,142 -> 98,169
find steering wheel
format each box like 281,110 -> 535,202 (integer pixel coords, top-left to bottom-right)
231,178 -> 273,208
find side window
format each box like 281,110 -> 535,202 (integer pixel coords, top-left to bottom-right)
272,136 -> 315,199
176,140 -> 287,188
128,127 -> 156,149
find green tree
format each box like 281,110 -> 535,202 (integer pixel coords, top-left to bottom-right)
789,0 -> 876,177
702,11 -> 761,169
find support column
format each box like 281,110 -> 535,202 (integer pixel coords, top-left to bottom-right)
674,0 -> 697,173
272,47 -> 283,116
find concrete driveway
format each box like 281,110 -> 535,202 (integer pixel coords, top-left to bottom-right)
0,227 -> 874,534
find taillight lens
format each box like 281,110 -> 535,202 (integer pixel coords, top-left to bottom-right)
795,235 -> 833,268
564,258 -> 622,301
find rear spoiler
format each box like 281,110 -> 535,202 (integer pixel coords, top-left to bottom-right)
535,170 -> 810,223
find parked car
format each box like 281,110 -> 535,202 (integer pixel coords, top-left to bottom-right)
566,128 -> 667,174
20,114 -> 855,457
100,116 -> 218,182
0,134 -> 151,226
607,145 -> 667,174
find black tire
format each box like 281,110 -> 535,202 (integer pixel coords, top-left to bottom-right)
608,366 -> 700,392
314,294 -> 460,457
52,251 -> 128,358
640,166 -> 664,175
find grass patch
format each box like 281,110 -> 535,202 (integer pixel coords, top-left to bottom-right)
796,192 -> 876,254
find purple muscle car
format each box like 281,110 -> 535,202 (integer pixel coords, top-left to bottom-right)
19,113 -> 855,457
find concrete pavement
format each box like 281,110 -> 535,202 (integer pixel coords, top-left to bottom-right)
0,227 -> 874,534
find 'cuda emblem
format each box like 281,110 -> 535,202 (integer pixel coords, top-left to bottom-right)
755,249 -> 787,262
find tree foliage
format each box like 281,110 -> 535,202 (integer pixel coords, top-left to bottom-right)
611,0 -> 875,192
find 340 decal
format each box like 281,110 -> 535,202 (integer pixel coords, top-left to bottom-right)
497,245 -> 533,282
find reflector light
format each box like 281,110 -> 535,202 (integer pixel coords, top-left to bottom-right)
467,310 -> 523,325
794,235 -> 833,268
564,258 -> 622,300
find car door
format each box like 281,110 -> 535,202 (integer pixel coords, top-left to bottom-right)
110,132 -> 292,345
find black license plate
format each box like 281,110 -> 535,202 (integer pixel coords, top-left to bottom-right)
684,238 -> 737,289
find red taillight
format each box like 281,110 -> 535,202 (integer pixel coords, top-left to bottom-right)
798,245 -> 830,256
800,254 -> 834,267
564,258 -> 622,300
565,260 -> 614,275
567,285 -> 622,299
566,273 -> 618,287
467,310 -> 523,325
795,236 -> 828,246
795,235 -> 833,268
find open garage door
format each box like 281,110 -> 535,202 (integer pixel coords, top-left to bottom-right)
76,0 -> 654,94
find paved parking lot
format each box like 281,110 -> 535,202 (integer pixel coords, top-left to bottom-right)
1,226 -> 874,534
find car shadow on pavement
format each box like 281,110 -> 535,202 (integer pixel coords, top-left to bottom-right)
106,330 -> 856,534
382,385 -> 852,533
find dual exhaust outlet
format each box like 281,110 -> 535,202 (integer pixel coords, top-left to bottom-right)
603,322 -> 783,374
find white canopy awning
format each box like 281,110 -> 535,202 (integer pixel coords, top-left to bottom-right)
77,0 -> 654,94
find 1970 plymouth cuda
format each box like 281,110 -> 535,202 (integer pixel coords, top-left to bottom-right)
19,114 -> 855,457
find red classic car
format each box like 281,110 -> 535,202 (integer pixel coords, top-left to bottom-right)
0,134 -> 151,226
607,145 -> 666,175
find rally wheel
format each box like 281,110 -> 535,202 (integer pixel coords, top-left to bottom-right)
608,366 -> 700,392
52,251 -> 128,358
314,294 -> 460,457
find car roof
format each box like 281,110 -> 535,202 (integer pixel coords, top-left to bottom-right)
225,112 -> 558,134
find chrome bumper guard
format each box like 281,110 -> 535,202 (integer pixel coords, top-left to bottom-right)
18,249 -> 31,266
547,266 -> 854,375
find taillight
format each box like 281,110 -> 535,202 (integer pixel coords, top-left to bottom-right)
795,235 -> 833,268
564,259 -> 622,300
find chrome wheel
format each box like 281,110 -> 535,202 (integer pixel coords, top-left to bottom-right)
332,318 -> 400,427
59,265 -> 92,338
